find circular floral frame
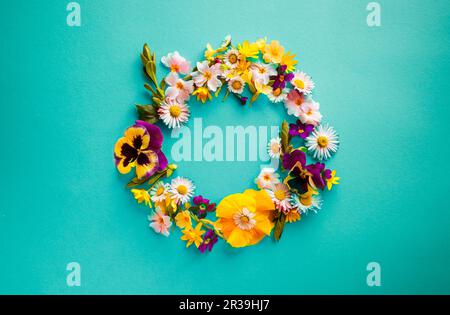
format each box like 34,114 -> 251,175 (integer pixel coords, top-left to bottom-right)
113,35 -> 340,252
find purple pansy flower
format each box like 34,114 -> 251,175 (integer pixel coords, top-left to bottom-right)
271,65 -> 294,90
289,120 -> 314,139
305,162 -> 331,190
198,230 -> 218,253
192,195 -> 216,219
282,149 -> 306,171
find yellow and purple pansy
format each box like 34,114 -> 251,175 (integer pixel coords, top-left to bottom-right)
114,120 -> 168,179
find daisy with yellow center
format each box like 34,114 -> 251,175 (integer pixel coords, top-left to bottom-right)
291,71 -> 315,95
131,188 -> 151,206
224,48 -> 241,69
216,189 -> 275,248
268,137 -> 282,159
180,223 -> 205,248
158,98 -> 190,129
227,76 -> 245,94
255,167 -> 280,189
286,209 -> 301,223
291,194 -> 322,214
268,87 -> 289,103
170,177 -> 195,204
263,40 -> 285,64
266,183 -> 292,213
150,181 -> 170,203
305,124 -> 339,161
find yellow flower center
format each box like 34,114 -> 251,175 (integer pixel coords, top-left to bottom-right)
177,185 -> 188,195
231,80 -> 242,90
317,136 -> 329,148
156,186 -> 165,196
298,128 -> 304,134
258,67 -> 266,74
169,105 -> 182,118
228,54 -> 238,64
294,79 -> 305,89
274,189 -> 286,201
279,74 -> 285,82
204,70 -> 212,80
273,88 -> 282,97
263,174 -> 270,180
176,81 -> 184,89
240,216 -> 250,224
170,64 -> 180,72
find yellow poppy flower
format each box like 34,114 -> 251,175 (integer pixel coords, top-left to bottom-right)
175,210 -> 192,229
193,87 -> 212,103
326,170 -> 340,190
181,223 -> 205,248
216,189 -> 275,248
131,189 -> 151,207
237,40 -> 259,59
281,51 -> 297,72
263,40 -> 285,64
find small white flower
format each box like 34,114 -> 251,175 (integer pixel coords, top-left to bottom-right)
158,98 -> 190,129
192,61 -> 222,92
291,72 -> 315,95
268,137 -> 282,159
298,99 -> 322,126
164,72 -> 194,102
224,48 -> 241,69
291,194 -> 322,214
250,62 -> 277,85
305,124 -> 339,161
161,51 -> 191,74
233,207 -> 256,230
255,167 -> 280,189
227,76 -> 245,94
150,181 -> 170,203
170,177 -> 195,204
266,183 -> 292,213
268,88 -> 289,103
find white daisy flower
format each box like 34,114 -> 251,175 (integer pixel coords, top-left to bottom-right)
268,88 -> 289,103
233,207 -> 256,230
150,181 -> 170,203
266,183 -> 292,213
255,167 -> 280,189
227,76 -> 245,94
268,137 -> 282,159
291,72 -> 315,95
299,99 -> 322,126
305,124 -> 339,161
170,177 -> 195,204
224,48 -> 241,69
158,98 -> 190,129
291,194 -> 322,214
192,61 -> 222,92
250,62 -> 277,85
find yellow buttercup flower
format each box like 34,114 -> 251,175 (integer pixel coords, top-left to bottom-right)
286,209 -> 301,223
255,37 -> 267,51
181,223 -> 205,248
216,189 -> 275,248
193,87 -> 212,103
281,51 -> 297,72
326,170 -> 340,190
254,81 -> 272,95
204,43 -> 216,61
131,189 -> 151,206
263,40 -> 285,64
175,210 -> 192,229
238,40 -> 259,59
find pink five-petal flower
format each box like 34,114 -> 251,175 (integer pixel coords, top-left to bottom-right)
193,61 -> 222,92
165,72 -> 194,102
148,207 -> 172,237
161,51 -> 191,74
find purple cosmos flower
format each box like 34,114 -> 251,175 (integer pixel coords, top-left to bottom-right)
114,120 -> 168,179
282,149 -> 306,171
271,65 -> 294,90
192,195 -> 216,219
198,230 -> 218,253
289,120 -> 314,139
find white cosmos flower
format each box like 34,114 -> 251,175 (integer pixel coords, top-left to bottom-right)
150,181 -> 170,203
224,48 -> 241,69
299,99 -> 322,126
161,51 -> 191,74
170,177 -> 195,204
233,207 -> 257,230
305,124 -> 339,161
164,72 -> 194,102
266,183 -> 292,213
291,194 -> 322,214
291,71 -> 315,95
250,62 -> 277,85
158,98 -> 190,129
268,88 -> 289,103
255,167 -> 280,189
192,61 -> 222,92
268,137 -> 282,159
227,76 -> 245,94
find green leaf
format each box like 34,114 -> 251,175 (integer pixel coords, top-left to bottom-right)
280,120 -> 291,153
299,146 -> 308,153
126,176 -> 148,188
136,104 -> 159,124
274,213 -> 286,241
250,92 -> 260,104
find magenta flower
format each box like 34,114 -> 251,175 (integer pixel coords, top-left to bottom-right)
198,230 -> 218,253
282,149 -> 306,171
305,162 -> 332,190
289,120 -> 314,139
271,65 -> 294,90
192,195 -> 216,219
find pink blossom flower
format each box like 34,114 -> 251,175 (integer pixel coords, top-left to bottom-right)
148,207 -> 172,236
192,61 -> 222,92
161,51 -> 191,74
165,72 -> 194,102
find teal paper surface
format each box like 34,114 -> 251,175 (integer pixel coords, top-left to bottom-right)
1,0 -> 449,294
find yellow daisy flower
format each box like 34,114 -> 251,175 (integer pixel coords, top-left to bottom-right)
238,40 -> 259,59
181,223 -> 205,248
326,170 -> 340,190
263,40 -> 285,64
281,51 -> 298,72
131,189 -> 151,206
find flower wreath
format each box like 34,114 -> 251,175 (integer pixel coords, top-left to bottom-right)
114,36 -> 340,252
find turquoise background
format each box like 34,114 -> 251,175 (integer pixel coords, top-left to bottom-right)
1,0 -> 449,294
